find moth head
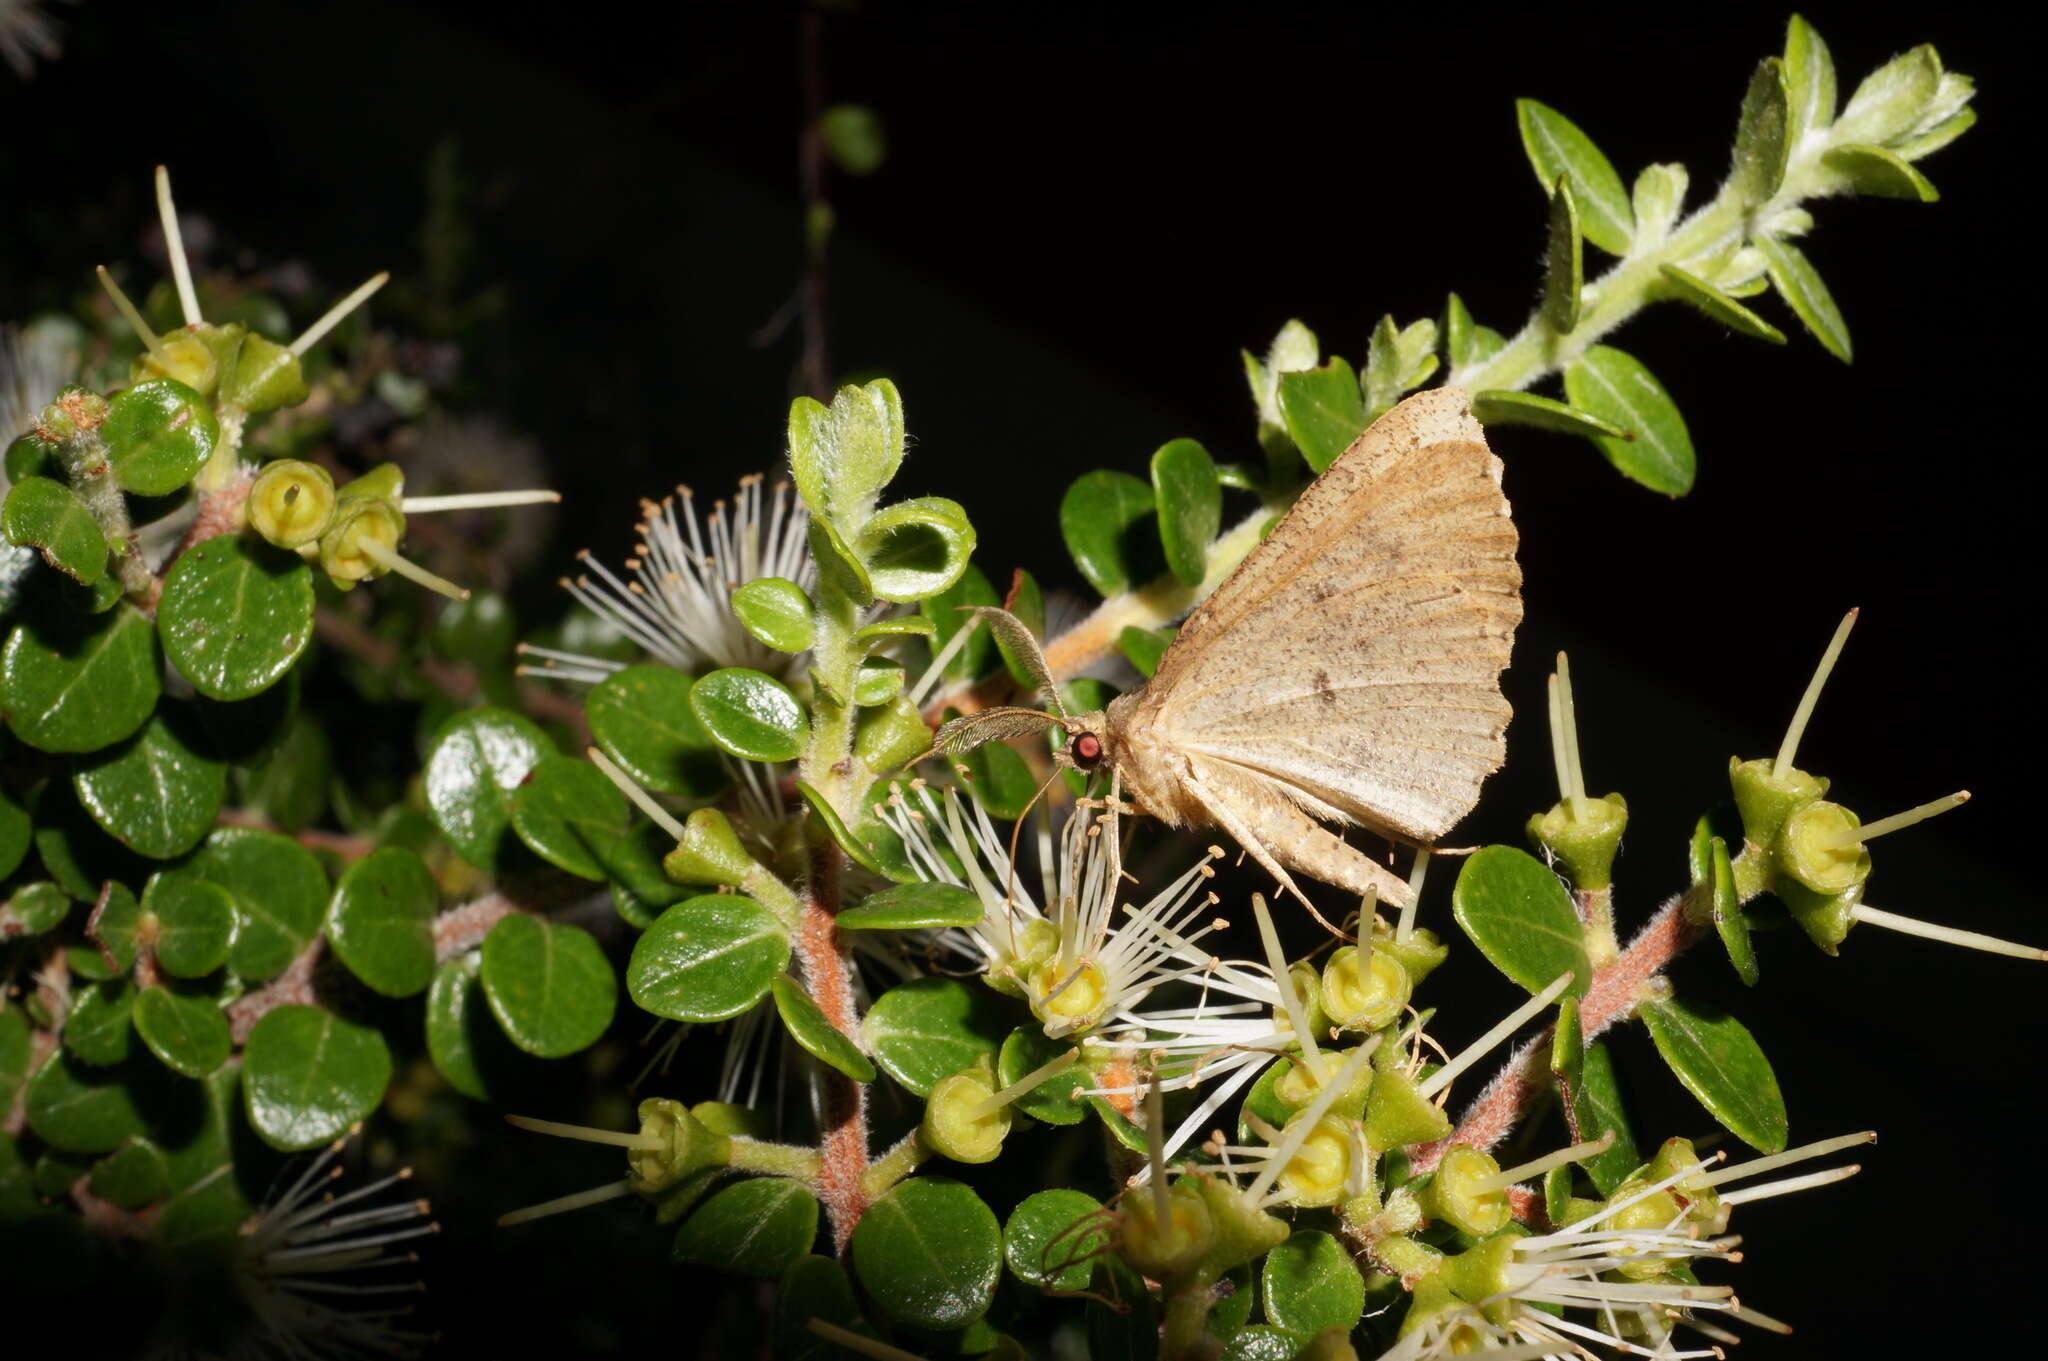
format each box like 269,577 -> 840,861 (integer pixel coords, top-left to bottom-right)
1058,716 -> 1110,773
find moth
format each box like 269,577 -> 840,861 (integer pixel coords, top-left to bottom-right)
939,384 -> 1521,915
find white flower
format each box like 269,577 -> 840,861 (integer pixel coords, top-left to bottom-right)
523,476 -> 812,684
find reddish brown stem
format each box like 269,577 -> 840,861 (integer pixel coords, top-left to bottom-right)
795,841 -> 869,1250
227,941 -> 322,1044
216,808 -> 378,861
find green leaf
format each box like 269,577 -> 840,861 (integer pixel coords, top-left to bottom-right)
179,828 -> 329,980
328,847 -> 439,998
839,881 -> 983,931
0,785 -> 30,881
853,658 -> 902,706
4,881 -> 70,935
1656,264 -> 1788,343
998,1026 -> 1087,1126
808,516 -> 874,607
1470,390 -> 1627,439
629,895 -> 789,1023
770,975 -> 877,1082
1542,177 -> 1583,333
795,779 -> 884,876
1835,44 -> 1941,147
1574,1041 -> 1639,1194
1262,1230 -> 1365,1337
1551,994 -> 1584,1095
1562,346 -> 1695,495
1782,15 -> 1838,147
1150,438 -> 1220,587
1059,470 -> 1156,597
1090,1257 -> 1165,1361
132,986 -> 231,1078
856,614 -> 935,648
85,881 -> 142,974
586,663 -> 728,798
855,497 -> 977,605
72,709 -> 225,860
819,102 -> 886,176
1639,993 -> 1787,1153
238,709 -> 331,834
732,577 -> 816,653
157,535 -> 315,701
65,979 -> 136,1066
787,379 -> 905,523
1710,837 -> 1759,986
25,1051 -> 149,1153
242,1004 -> 394,1151
3,477 -> 108,584
1362,315 -> 1439,418
424,707 -> 552,871
103,379 -> 218,495
1515,99 -> 1634,255
850,1177 -> 1001,1330
690,668 -> 808,763
432,588 -> 518,665
510,756 -> 631,881
921,564 -> 998,684
479,916 -> 616,1058
1275,359 -> 1366,475
1733,58 -> 1791,206
776,1256 -> 873,1361
1889,106 -> 1975,162
861,977 -> 1009,1098
88,1135 -> 171,1209
1757,235 -> 1852,362
1630,163 -> 1689,245
1118,625 -> 1175,679
674,1176 -> 821,1278
1451,845 -> 1590,998
1004,1188 -> 1104,1290
953,733 -> 1037,821
425,955 -> 501,1100
143,873 -> 234,977
1,604 -> 160,753
1823,143 -> 1939,201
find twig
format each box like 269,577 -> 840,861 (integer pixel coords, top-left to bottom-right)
227,941 -> 323,1045
216,808 -> 378,862
796,840 -> 870,1251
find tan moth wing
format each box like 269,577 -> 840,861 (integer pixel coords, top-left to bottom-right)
1103,385 -> 1520,907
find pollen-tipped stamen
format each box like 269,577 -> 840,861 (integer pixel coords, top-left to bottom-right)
1555,653 -> 1590,820
1821,790 -> 1970,847
966,1047 -> 1079,1122
1774,608 -> 1858,778
496,1178 -> 633,1228
586,746 -> 688,840
1472,1131 -> 1616,1195
155,166 -> 202,327
1716,1163 -> 1861,1206
400,490 -> 563,513
1696,1130 -> 1874,1187
355,536 -> 470,601
292,272 -> 392,357
503,1113 -> 665,1151
1846,904 -> 2046,960
1416,970 -> 1574,1101
94,266 -> 174,365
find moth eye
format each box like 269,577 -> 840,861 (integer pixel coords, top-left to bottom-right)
1072,732 -> 1103,769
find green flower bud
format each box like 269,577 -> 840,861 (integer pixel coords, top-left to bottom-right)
131,329 -> 221,395
1644,1136 -> 1721,1226
1776,800 -> 1871,895
1191,1173 -> 1288,1276
1420,1144 -> 1511,1237
689,1100 -> 766,1139
1367,922 -> 1448,988
220,332 -> 307,413
337,461 -> 406,504
1297,1325 -> 1363,1361
662,808 -> 757,887
1776,876 -> 1859,955
1525,792 -> 1629,891
318,497 -> 404,585
1363,1067 -> 1453,1152
1602,1177 -> 1682,1279
248,459 -> 337,549
923,1061 -> 1011,1165
1438,1233 -> 1518,1323
1321,945 -> 1412,1033
36,386 -> 109,442
626,1098 -> 729,1196
1118,1178 -> 1215,1280
1729,756 -> 1828,854
1375,1233 -> 1445,1293
985,917 -> 1057,999
1276,1047 -> 1375,1116
1268,1112 -> 1363,1208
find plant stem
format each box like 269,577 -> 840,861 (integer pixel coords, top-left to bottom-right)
1159,1275 -> 1217,1360
729,1136 -> 826,1181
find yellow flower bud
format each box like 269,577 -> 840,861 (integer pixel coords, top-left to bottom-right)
1321,945 -> 1412,1032
319,498 -> 405,585
922,1064 -> 1011,1165
248,459 -> 337,549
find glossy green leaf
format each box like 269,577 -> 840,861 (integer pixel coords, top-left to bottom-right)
953,731 -> 1037,821
732,577 -> 816,653
1004,1188 -> 1104,1290
144,873 -> 234,978
1824,143 -> 1939,201
1639,993 -> 1787,1152
510,755 -> 631,881
998,1026 -> 1087,1125
1835,44 -> 1941,147
328,847 -> 438,998
1782,15 -> 1837,146
794,779 -> 884,876
426,955 -> 499,1100
786,379 -> 904,523
1516,99 -> 1634,255
1542,176 -> 1583,333
595,822 -> 690,919
174,829 -> 327,980
1150,438 -> 1221,586
132,986 -> 231,1078
853,658 -> 902,705
25,1051 -> 149,1153
1059,469 -> 1156,597
157,535 -> 314,701
4,881 -> 69,935
855,497 -> 977,605
839,881 -> 983,931
65,979 -> 136,1066
88,1135 -> 171,1209
775,1256 -> 873,1360
1471,390 -> 1627,439
86,880 -> 142,974
1733,57 -> 1791,205
1118,624 -> 1175,679
690,668 -> 808,763
808,516 -> 874,607
1452,846 -> 1589,998
1710,836 -> 1759,986
674,1175 -> 821,1278
851,1177 -> 1001,1330
0,785 -> 29,881
1657,264 -> 1787,343
1090,1256 -> 1165,1361
920,564 -> 998,684
630,894 -> 788,1023
103,379 -> 215,494
72,710 -> 225,860
3,477 -> 107,584
1262,1230 -> 1365,1337
586,663 -> 727,798
479,916 -> 616,1058
861,977 -> 1008,1098
1757,235 -> 1852,362
1574,1041 -> 1639,1194
1563,346 -> 1695,495
770,975 -> 876,1082
1,604 -> 160,753
1550,994 -> 1584,1096
1275,358 -> 1366,475
242,1004 -> 394,1151
432,588 -> 517,665
856,614 -> 935,647
424,707 -> 552,871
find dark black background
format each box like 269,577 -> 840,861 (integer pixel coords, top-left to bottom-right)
3,2 -> 2038,1356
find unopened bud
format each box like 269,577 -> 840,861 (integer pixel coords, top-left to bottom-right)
248,459 -> 337,549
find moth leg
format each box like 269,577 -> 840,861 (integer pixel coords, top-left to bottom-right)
1181,761 -> 1413,912
1176,765 -> 1365,939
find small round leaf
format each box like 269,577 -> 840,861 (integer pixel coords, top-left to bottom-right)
426,955 -> 500,1101
731,577 -> 816,653
241,1004 -> 393,1151
4,881 -> 70,936
132,986 -> 232,1078
850,1177 -> 1001,1331
88,1135 -> 172,1209
25,1050 -> 149,1153
837,882 -> 983,931
144,873 -> 235,977
861,977 -> 1009,1098
854,497 -> 977,604
179,829 -> 330,980
1261,1230 -> 1365,1337
329,847 -> 439,998
157,535 -> 315,701
689,668 -> 809,763
1150,438 -> 1221,587
1003,1188 -> 1105,1291
628,895 -> 789,1023
1,605 -> 161,753
73,709 -> 226,860
997,1027 -> 1088,1125
510,756 -> 630,881
2,477 -> 108,584
672,1176 -> 821,1278
0,785 -> 30,880
103,378 -> 218,495
1059,470 -> 1156,597
769,975 -> 876,1082
587,664 -> 728,797
1451,845 -> 1591,998
64,979 -> 136,1067
479,916 -> 617,1058
424,707 -> 552,871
